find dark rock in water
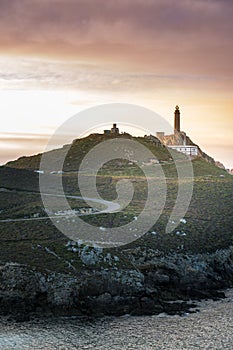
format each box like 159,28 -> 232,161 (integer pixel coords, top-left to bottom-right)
0,246 -> 233,317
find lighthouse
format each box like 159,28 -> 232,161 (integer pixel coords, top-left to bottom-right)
174,105 -> 180,132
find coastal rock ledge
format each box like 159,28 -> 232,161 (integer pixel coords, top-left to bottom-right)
1,247 -> 233,319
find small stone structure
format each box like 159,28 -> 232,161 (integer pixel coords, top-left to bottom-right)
111,123 -> 119,134
104,123 -> 119,135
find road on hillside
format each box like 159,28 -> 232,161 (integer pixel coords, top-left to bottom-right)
0,190 -> 120,223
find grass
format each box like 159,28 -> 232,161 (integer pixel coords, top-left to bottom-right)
0,133 -> 232,273
5,133 -> 171,172
0,175 -> 232,272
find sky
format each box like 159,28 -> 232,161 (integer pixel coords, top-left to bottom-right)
0,0 -> 232,168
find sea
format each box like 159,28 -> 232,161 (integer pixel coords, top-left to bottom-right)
0,289 -> 233,350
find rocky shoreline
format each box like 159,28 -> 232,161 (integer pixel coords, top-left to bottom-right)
1,246 -> 233,321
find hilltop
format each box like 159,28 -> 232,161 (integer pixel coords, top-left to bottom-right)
4,132 -> 229,178
5,133 -> 170,172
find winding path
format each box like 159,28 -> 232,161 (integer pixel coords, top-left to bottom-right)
0,190 -> 120,223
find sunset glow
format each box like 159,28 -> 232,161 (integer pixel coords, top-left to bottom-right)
0,0 -> 232,168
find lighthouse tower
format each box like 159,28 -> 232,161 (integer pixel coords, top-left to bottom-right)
174,105 -> 180,132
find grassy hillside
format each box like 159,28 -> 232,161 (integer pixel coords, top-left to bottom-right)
0,166 -> 39,192
5,133 -> 229,179
0,175 -> 232,271
4,133 -> 173,171
0,133 -> 232,273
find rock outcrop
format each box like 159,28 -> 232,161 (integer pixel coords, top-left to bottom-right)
160,132 -> 215,163
1,246 -> 233,319
215,161 -> 226,170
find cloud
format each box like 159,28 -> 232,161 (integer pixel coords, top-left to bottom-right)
0,0 -> 232,40
0,132 -> 49,148
0,56 -> 232,94
0,1 -> 232,168
0,132 -> 50,164
0,0 -> 232,79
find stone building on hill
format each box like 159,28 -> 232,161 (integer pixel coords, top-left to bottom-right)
156,106 -> 199,158
104,123 -> 119,135
111,123 -> 119,134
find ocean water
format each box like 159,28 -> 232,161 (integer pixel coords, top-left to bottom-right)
0,290 -> 233,350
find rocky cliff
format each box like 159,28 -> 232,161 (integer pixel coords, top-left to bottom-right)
1,246 -> 233,320
160,132 -> 215,163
